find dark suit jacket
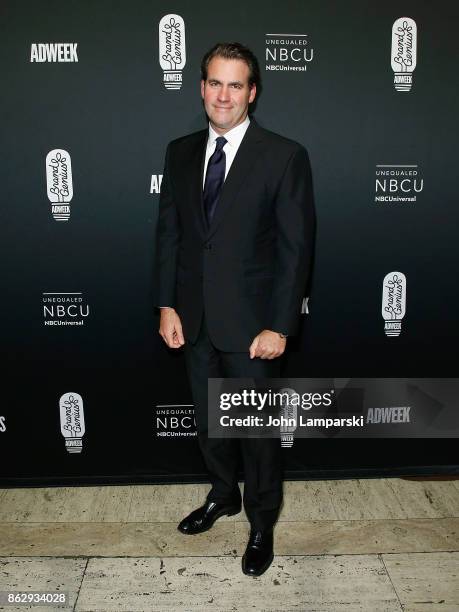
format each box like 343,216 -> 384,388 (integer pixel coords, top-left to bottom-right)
154,119 -> 315,352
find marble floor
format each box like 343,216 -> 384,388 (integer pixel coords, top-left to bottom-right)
0,478 -> 458,611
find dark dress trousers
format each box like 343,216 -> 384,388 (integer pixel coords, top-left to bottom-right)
155,119 -> 315,530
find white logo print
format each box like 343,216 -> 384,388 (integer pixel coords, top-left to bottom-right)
59,393 -> 85,453
30,43 -> 78,62
391,18 -> 417,92
46,149 -> 73,221
301,297 -> 310,314
381,272 -> 407,336
279,388 -> 298,447
159,14 -> 186,90
155,403 -> 197,438
42,292 -> 90,326
265,33 -> 314,72
150,174 -> 163,194
375,164 -> 424,203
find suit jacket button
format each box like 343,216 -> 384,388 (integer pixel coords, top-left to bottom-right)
204,243 -> 212,250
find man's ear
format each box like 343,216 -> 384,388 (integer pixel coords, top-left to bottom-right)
249,84 -> 257,104
200,79 -> 205,99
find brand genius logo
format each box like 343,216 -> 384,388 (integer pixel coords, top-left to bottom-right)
391,18 -> 417,92
46,149 -> 73,221
381,272 -> 407,337
159,14 -> 186,90
31,43 -> 78,62
59,393 -> 85,453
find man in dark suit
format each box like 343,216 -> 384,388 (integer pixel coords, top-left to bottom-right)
155,42 -> 315,576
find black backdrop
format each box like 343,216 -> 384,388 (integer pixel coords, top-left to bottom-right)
1,0 -> 458,486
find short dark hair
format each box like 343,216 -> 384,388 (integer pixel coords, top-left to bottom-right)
201,42 -> 261,90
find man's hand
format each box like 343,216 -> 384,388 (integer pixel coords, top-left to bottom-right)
249,330 -> 286,359
159,307 -> 185,348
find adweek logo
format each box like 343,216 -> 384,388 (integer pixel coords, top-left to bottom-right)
0,416 -> 6,433
31,43 -> 78,62
46,149 -> 73,221
42,292 -> 90,326
265,32 -> 314,72
367,406 -> 411,424
381,272 -> 407,337
150,174 -> 163,194
159,15 -> 186,90
59,393 -> 85,453
375,164 -> 423,203
301,297 -> 310,314
391,18 -> 417,92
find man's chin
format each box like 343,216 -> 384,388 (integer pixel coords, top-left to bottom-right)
210,118 -> 232,130
209,115 -> 244,132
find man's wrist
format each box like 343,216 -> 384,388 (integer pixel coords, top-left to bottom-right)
265,329 -> 288,339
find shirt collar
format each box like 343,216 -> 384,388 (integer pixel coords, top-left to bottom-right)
207,115 -> 251,149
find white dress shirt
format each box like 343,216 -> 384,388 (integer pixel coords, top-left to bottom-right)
202,115 -> 250,188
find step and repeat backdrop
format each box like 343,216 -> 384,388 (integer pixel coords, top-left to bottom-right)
1,1 -> 458,486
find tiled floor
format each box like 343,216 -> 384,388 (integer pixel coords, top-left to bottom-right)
0,478 -> 458,611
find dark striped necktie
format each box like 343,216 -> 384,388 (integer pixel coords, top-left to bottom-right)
203,136 -> 227,226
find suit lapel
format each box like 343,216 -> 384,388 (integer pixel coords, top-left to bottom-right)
188,130 -> 208,238
205,120 -> 264,240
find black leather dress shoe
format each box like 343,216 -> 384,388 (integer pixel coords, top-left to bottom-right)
177,501 -> 241,535
242,528 -> 274,576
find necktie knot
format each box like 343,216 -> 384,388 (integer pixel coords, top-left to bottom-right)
215,136 -> 227,152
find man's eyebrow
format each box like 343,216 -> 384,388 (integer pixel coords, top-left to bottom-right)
207,78 -> 244,86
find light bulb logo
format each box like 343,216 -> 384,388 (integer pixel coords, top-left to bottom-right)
59,392 -> 85,453
46,149 -> 73,221
381,272 -> 407,337
279,387 -> 298,448
391,17 -> 417,92
158,14 -> 186,90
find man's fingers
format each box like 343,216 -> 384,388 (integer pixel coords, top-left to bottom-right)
249,336 -> 259,359
159,325 -> 182,349
165,330 -> 177,348
174,320 -> 185,345
254,344 -> 284,360
251,332 -> 287,359
159,311 -> 185,349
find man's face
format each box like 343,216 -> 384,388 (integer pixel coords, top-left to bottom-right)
201,56 -> 256,134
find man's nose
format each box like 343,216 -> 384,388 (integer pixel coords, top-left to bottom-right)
217,86 -> 230,101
